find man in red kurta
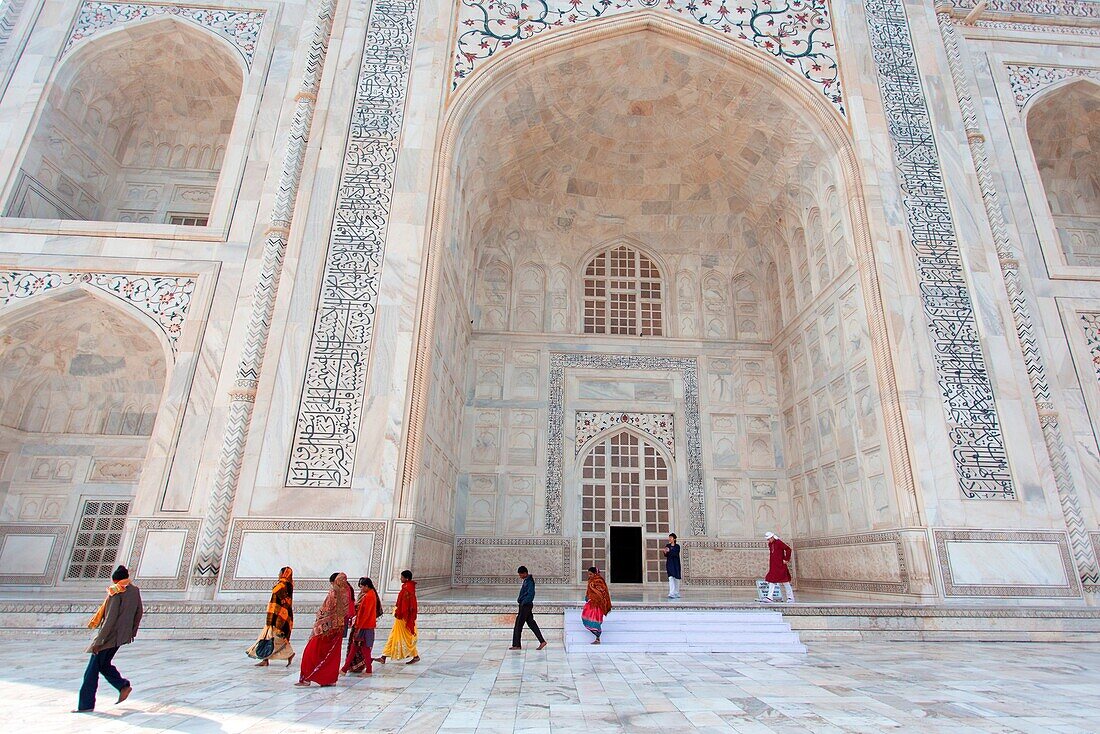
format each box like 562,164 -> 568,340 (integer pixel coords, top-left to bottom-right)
763,531 -> 795,603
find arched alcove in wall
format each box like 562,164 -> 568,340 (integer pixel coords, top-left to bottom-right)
404,14 -> 908,585
5,18 -> 243,225
1026,79 -> 1100,266
0,290 -> 167,582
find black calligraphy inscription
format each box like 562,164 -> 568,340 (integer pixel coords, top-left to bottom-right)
864,0 -> 1014,499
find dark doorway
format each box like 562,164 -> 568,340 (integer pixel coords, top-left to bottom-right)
609,526 -> 643,583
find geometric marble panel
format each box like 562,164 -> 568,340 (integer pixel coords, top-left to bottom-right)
935,529 -> 1080,598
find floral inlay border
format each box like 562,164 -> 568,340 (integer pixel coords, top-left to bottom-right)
575,411 -> 675,455
1006,64 -> 1100,111
1079,312 -> 1100,385
0,270 -> 196,351
453,0 -> 845,116
63,1 -> 265,68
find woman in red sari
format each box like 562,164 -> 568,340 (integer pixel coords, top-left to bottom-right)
295,572 -> 351,686
342,577 -> 381,675
581,567 -> 612,644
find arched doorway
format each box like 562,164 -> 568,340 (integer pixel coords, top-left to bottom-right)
0,290 -> 167,585
579,429 -> 672,583
403,13 -> 909,590
1026,80 -> 1100,266
6,18 -> 243,224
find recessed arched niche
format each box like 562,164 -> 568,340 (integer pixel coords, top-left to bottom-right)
5,18 -> 244,226
1026,80 -> 1100,267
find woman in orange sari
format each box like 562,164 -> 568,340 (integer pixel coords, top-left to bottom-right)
342,577 -> 382,675
581,566 -> 612,644
377,570 -> 419,665
248,566 -> 295,667
295,572 -> 351,686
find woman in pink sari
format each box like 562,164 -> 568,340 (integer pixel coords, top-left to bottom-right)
295,572 -> 351,687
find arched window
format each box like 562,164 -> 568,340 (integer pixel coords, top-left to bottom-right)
582,245 -> 663,335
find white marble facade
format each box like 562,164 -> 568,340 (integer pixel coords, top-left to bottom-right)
0,0 -> 1097,605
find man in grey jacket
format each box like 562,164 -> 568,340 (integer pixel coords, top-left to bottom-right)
77,565 -> 143,712
509,566 -> 547,650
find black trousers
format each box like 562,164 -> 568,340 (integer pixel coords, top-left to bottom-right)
78,646 -> 129,711
512,603 -> 545,646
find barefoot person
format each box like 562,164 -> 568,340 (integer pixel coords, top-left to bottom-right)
509,566 -> 547,651
296,572 -> 351,687
76,565 -> 142,713
762,531 -> 795,603
248,566 -> 295,668
342,577 -> 382,676
663,533 -> 682,599
377,570 -> 420,665
581,566 -> 612,645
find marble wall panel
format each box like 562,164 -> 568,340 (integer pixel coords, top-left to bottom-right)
0,524 -> 66,584
453,537 -> 573,584
222,520 -> 385,591
793,532 -> 909,593
934,530 -> 1080,597
127,518 -> 199,590
681,540 -> 769,586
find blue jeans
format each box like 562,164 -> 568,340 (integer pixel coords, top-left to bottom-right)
78,646 -> 128,711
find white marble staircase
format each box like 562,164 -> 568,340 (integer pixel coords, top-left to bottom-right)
564,608 -> 807,653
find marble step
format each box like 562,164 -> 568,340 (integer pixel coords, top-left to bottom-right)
563,609 -> 807,653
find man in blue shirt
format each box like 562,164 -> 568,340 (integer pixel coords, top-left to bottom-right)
509,566 -> 547,650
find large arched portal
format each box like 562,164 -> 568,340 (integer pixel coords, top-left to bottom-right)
5,19 -> 243,224
0,291 -> 167,584
1027,80 -> 1100,266
409,18 -> 907,590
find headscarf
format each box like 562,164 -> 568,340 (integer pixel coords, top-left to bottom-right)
585,569 -> 612,616
87,577 -> 130,629
265,567 -> 294,638
313,572 -> 351,637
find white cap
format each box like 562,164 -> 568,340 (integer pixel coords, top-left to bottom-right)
764,531 -> 776,540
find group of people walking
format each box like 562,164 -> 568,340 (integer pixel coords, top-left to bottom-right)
75,530 -> 796,708
247,568 -> 421,687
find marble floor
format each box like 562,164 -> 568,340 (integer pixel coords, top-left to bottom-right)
5,637 -> 1099,733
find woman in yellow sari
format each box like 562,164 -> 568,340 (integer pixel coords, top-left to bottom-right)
376,570 -> 420,665
248,566 -> 295,667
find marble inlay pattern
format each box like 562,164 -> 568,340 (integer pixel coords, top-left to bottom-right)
453,0 -> 846,115
8,638 -> 1100,731
547,353 -> 703,535
287,0 -> 421,489
575,412 -> 674,456
1078,312 -> 1100,383
1006,64 -> 1100,110
63,1 -> 265,68
0,270 -> 195,352
864,0 -> 1014,500
950,0 -> 1100,17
